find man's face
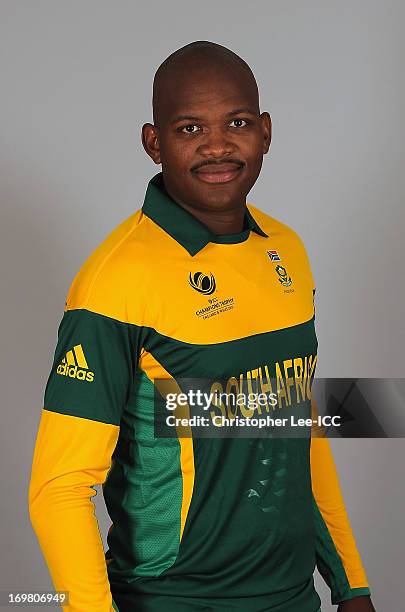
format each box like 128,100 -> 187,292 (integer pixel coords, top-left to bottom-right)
142,64 -> 271,212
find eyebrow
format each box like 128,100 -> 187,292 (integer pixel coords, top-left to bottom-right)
170,107 -> 257,125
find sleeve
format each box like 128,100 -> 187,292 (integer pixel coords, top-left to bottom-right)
304,237 -> 371,605
293,229 -> 316,305
310,430 -> 371,605
28,288 -> 143,611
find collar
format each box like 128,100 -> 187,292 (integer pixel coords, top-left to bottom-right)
141,171 -> 268,256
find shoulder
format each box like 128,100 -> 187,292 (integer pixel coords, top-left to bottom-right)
65,209 -> 151,322
247,202 -> 315,289
247,203 -> 305,245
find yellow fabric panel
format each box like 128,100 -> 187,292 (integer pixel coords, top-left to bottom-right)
65,210 -> 141,314
248,204 -> 316,293
65,205 -> 314,344
140,350 -> 195,541
65,210 -> 147,329
28,409 -> 119,612
310,436 -> 369,589
311,398 -> 327,438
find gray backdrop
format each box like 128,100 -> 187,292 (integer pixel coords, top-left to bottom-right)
1,1 -> 404,610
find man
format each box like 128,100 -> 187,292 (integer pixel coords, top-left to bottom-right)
29,41 -> 376,612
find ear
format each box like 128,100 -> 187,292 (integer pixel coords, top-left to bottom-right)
261,112 -> 272,154
141,123 -> 161,165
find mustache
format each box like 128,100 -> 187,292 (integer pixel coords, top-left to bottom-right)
191,159 -> 245,172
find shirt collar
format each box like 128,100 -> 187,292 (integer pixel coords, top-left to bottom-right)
142,171 -> 268,256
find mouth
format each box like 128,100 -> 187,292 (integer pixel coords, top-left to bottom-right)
192,163 -> 244,184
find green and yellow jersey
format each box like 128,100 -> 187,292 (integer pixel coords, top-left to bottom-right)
28,172 -> 371,611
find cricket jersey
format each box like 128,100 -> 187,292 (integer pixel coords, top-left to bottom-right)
29,172 -> 371,611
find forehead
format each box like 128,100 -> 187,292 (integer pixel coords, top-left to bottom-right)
157,63 -> 258,124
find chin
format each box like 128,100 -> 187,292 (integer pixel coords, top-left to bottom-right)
197,188 -> 239,210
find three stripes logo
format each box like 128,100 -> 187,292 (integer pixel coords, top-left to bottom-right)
56,344 -> 94,382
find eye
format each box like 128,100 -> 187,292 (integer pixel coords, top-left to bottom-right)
230,118 -> 249,128
179,124 -> 201,133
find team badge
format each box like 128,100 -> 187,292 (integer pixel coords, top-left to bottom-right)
275,265 -> 292,287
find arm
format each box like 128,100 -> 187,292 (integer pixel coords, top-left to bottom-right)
295,232 -> 375,609
28,260 -> 142,610
28,410 -> 119,611
310,427 -> 374,608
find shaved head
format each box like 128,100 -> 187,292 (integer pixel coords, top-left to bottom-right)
152,41 -> 260,127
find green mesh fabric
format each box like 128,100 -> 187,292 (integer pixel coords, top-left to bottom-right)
103,369 -> 184,577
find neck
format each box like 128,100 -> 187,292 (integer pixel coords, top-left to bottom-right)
173,201 -> 246,235
162,180 -> 246,236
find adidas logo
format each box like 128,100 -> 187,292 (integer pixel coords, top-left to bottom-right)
56,344 -> 95,382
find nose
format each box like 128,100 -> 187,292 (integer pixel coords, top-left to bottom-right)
197,126 -> 235,158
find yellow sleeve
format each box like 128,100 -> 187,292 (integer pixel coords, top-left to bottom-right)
28,409 -> 119,612
310,419 -> 371,605
28,210 -> 143,611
